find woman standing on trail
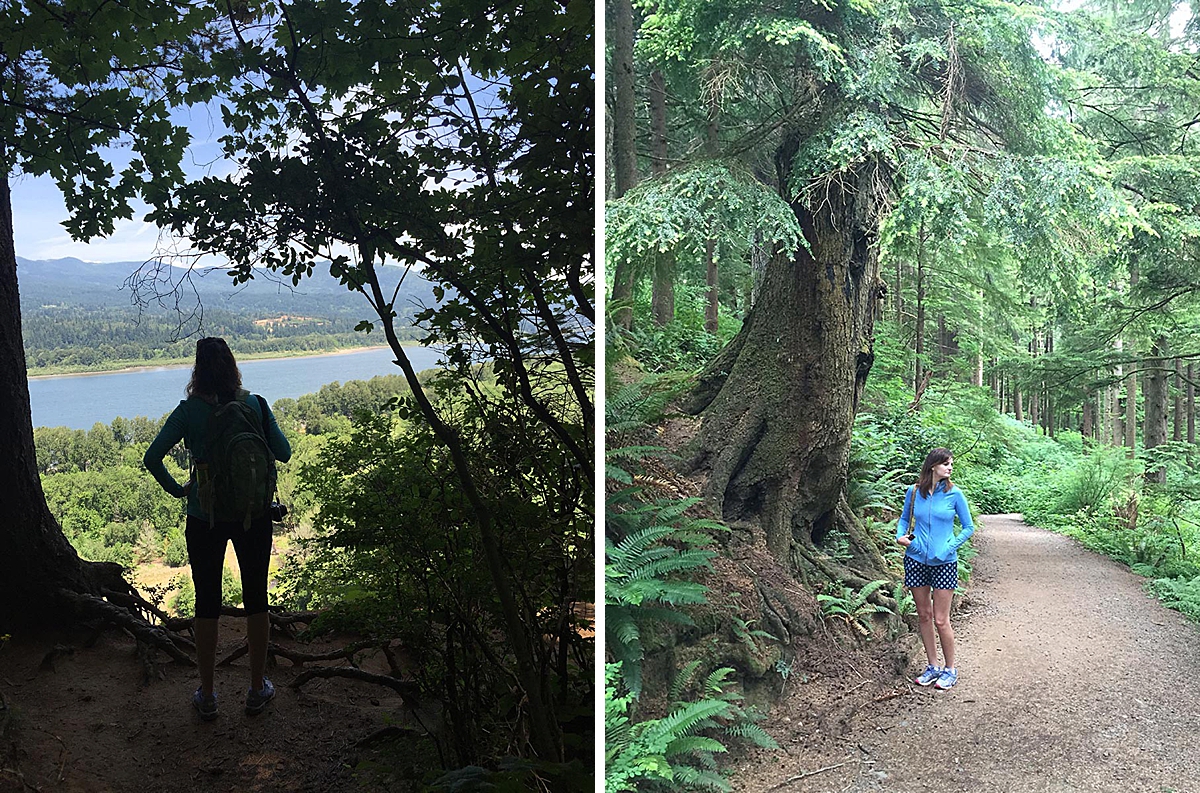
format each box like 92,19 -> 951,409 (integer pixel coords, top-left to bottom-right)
143,337 -> 292,720
895,447 -> 974,690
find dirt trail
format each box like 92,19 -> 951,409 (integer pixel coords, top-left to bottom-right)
0,618 -> 430,793
742,513 -> 1200,793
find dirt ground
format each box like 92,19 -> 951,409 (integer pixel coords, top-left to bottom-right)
0,616 -> 435,793
733,513 -> 1200,793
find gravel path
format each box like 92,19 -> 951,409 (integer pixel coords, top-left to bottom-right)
845,513 -> 1200,792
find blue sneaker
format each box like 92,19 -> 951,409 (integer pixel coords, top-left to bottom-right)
935,667 -> 958,690
245,677 -> 275,715
192,688 -> 218,721
914,664 -> 942,686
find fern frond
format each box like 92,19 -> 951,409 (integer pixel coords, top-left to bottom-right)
671,764 -> 733,793
670,659 -> 704,700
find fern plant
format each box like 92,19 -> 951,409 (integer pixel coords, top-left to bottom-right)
606,661 -> 780,793
606,663 -> 732,793
816,579 -> 894,636
606,496 -> 727,696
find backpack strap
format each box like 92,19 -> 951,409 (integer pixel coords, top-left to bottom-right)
904,485 -> 916,538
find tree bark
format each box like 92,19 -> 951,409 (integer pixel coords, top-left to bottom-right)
686,153 -> 889,581
1082,392 -> 1093,441
1014,388 -> 1023,423
1189,361 -> 1195,445
1144,336 -> 1169,483
704,238 -> 719,333
648,68 -> 674,326
608,0 -> 638,330
914,223 -> 926,401
1174,358 -> 1182,442
0,174 -> 118,630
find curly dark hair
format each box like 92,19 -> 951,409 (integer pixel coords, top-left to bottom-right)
186,337 -> 242,403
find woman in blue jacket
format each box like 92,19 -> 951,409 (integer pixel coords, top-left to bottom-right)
896,447 -> 974,690
144,337 -> 292,720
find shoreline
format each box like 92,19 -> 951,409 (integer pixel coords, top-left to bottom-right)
27,343 -> 408,381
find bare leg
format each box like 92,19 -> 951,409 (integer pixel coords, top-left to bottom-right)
247,612 -> 269,691
911,586 -> 938,666
195,617 -> 219,696
933,588 -> 956,668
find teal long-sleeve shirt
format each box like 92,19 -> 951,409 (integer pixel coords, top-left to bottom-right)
143,390 -> 292,519
895,482 -> 975,566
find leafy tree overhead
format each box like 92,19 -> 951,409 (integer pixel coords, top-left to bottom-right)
140,0 -> 593,762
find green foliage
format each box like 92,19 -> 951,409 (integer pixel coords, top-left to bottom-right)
816,580 -> 893,636
605,496 -> 725,696
605,661 -> 776,793
606,161 -> 804,286
170,575 -> 195,618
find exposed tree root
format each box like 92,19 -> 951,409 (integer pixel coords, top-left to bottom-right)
291,666 -> 420,707
218,640 -> 379,668
56,590 -> 195,667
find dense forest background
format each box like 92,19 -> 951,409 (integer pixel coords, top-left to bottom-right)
604,0 -> 1200,789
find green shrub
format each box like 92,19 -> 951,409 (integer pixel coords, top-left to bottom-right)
164,527 -> 188,567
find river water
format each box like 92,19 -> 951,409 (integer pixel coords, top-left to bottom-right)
28,345 -> 444,429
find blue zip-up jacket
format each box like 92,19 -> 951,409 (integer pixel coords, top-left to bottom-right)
896,482 -> 975,566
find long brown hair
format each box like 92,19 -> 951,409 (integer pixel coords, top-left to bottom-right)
917,447 -> 954,497
186,337 -> 242,403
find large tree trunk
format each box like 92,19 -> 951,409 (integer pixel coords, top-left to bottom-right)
1144,336 -> 1169,483
1174,357 -> 1182,442
914,223 -> 926,398
1189,361 -> 1195,445
686,154 -> 889,584
1082,391 -> 1093,441
648,68 -> 674,327
0,175 -> 119,630
608,0 -> 638,330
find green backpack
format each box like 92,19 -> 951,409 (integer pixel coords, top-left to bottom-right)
194,394 -> 276,530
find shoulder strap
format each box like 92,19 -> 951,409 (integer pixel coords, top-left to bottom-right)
904,485 -> 915,527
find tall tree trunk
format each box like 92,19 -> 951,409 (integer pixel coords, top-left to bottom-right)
1125,266 -> 1138,456
703,102 -> 719,334
750,230 -> 767,308
648,69 -> 674,326
1014,387 -> 1023,422
0,174 -> 118,630
1112,338 -> 1124,448
608,0 -> 638,330
1082,391 -> 1093,441
1189,361 -> 1195,445
1144,336 -> 1169,483
1125,352 -> 1137,456
1174,358 -> 1183,442
937,314 -> 947,369
704,239 -> 719,333
914,223 -> 926,400
686,153 -> 890,585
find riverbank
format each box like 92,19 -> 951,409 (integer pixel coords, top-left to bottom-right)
26,342 -> 410,380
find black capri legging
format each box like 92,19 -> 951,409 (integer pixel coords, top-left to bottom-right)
185,514 -> 272,619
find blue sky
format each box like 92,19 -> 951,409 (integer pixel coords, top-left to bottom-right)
11,102 -> 234,264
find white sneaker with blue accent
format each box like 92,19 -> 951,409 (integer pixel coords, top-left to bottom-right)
935,667 -> 958,689
914,664 -> 942,686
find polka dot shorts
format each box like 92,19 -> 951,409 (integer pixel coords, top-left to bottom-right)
904,555 -> 958,590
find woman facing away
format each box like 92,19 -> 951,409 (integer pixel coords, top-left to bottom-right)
895,447 -> 975,690
143,337 -> 292,720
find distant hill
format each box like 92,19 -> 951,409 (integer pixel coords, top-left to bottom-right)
16,257 -> 438,319
16,257 -> 443,373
